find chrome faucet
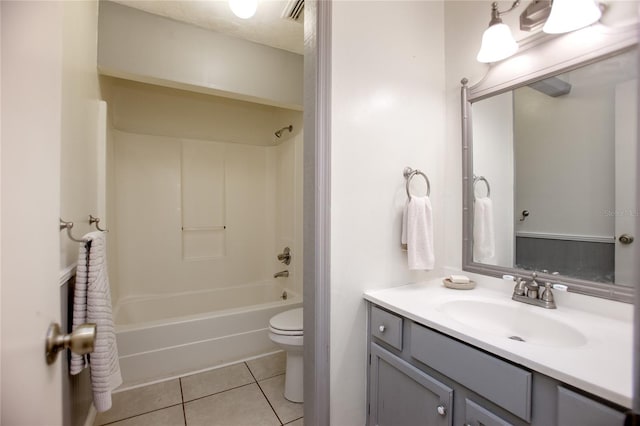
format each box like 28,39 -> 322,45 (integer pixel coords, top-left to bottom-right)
274,270 -> 289,278
512,272 -> 557,309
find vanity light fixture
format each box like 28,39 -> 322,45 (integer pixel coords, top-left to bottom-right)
477,1 -> 521,63
542,0 -> 602,34
228,0 -> 258,19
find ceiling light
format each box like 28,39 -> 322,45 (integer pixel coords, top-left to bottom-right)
477,1 -> 521,63
229,0 -> 258,19
543,0 -> 602,34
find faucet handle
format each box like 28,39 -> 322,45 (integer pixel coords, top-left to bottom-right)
513,278 -> 526,296
541,282 -> 555,304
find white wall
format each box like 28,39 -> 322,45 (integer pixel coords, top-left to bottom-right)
59,0 -> 103,271
330,2 -> 445,423
104,81 -> 303,305
98,1 -> 303,110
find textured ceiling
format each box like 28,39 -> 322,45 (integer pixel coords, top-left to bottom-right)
112,0 -> 304,54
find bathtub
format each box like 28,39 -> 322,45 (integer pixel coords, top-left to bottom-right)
114,281 -> 302,388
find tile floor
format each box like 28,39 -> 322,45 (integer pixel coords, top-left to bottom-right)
95,352 -> 303,426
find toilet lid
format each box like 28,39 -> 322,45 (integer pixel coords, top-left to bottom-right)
269,308 -> 303,333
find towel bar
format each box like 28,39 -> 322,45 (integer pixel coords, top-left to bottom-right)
89,215 -> 108,232
403,167 -> 431,198
59,218 -> 86,243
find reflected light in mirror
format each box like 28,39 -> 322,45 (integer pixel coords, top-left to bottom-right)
477,23 -> 519,63
228,0 -> 258,19
543,0 -> 602,34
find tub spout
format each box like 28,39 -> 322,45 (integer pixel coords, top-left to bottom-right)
274,270 -> 289,278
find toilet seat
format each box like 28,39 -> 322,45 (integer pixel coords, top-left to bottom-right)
269,308 -> 303,336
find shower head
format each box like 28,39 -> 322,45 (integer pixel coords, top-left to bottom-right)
275,125 -> 293,138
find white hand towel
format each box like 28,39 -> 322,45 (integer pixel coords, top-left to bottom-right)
402,196 -> 435,270
473,197 -> 495,262
71,231 -> 122,412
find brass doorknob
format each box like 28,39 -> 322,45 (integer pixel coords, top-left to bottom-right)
45,322 -> 96,365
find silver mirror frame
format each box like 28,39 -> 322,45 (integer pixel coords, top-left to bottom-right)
461,23 -> 638,302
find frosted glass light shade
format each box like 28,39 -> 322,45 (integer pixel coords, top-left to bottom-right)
229,0 -> 258,19
476,23 -> 519,63
543,0 -> 601,34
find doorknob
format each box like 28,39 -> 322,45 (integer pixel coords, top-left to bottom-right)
45,322 -> 96,365
618,234 -> 634,245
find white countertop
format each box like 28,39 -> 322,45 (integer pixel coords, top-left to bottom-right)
364,273 -> 633,408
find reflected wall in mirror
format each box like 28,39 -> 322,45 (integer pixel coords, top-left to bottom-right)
463,24 -> 638,300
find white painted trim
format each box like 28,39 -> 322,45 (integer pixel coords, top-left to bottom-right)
59,263 -> 77,286
303,0 -> 331,424
515,232 -> 615,244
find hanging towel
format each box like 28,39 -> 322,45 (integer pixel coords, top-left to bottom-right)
473,197 -> 495,262
401,196 -> 435,270
71,231 -> 122,412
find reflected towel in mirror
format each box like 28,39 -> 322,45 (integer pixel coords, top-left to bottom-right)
473,197 -> 495,262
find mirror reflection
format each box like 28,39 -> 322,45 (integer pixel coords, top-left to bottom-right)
471,47 -> 637,286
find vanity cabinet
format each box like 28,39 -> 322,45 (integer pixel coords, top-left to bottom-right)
367,304 -> 627,426
370,343 -> 453,426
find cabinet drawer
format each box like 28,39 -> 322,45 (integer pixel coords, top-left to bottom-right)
371,306 -> 403,350
557,387 -> 625,426
465,398 -> 513,426
410,323 -> 531,422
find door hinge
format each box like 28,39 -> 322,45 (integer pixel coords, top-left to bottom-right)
369,353 -> 371,364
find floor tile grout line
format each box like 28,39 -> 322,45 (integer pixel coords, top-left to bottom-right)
179,377 -> 187,426
181,381 -> 258,404
283,416 -> 304,425
246,362 -> 285,425
97,402 -> 184,426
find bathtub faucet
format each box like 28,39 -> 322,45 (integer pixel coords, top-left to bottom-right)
274,270 -> 289,278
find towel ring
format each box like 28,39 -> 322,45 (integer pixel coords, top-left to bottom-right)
473,175 -> 491,199
60,219 -> 86,243
403,167 -> 431,198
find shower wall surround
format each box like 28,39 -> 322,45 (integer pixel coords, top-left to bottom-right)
103,78 -> 303,305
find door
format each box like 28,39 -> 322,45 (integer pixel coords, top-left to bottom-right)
614,79 -> 637,285
369,343 -> 453,426
1,1 -> 64,424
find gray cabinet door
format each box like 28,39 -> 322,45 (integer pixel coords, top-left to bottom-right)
557,387 -> 625,426
465,398 -> 514,426
369,343 -> 453,426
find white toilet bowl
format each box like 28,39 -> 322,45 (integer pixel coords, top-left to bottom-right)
268,308 -> 303,403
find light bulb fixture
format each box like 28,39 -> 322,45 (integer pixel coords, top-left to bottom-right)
543,0 -> 602,34
229,0 -> 258,19
477,1 -> 521,63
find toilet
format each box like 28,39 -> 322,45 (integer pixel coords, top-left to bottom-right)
268,307 -> 303,403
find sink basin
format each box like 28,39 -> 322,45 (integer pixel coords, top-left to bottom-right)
438,299 -> 587,348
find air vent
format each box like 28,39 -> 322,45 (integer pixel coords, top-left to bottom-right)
282,0 -> 304,22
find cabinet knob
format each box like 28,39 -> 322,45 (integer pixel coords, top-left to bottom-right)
436,404 -> 447,416
378,325 -> 386,333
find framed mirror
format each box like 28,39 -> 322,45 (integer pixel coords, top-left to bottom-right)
462,23 -> 638,301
